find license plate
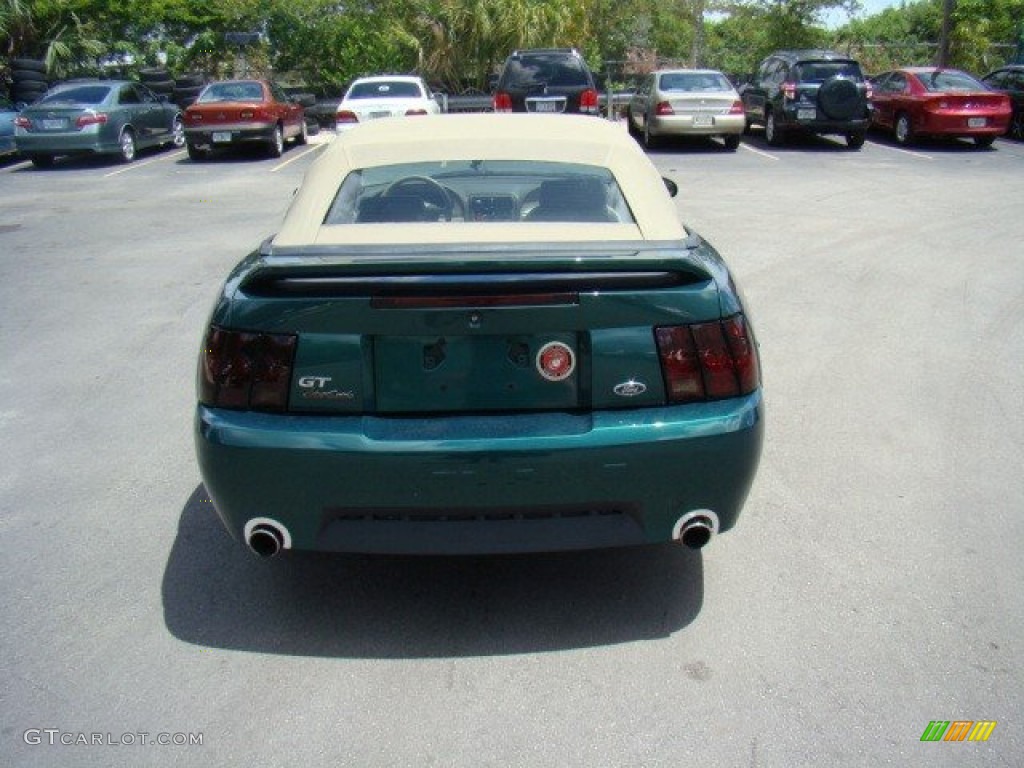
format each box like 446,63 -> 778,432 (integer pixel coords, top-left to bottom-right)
212,131 -> 232,143
41,119 -> 66,130
368,111 -> 391,119
967,117 -> 987,128
693,115 -> 714,127
533,101 -> 559,113
374,334 -> 579,412
797,108 -> 816,120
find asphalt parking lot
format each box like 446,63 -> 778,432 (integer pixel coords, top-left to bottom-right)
1,125 -> 1022,767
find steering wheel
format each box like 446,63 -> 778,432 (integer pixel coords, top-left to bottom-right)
383,175 -> 455,221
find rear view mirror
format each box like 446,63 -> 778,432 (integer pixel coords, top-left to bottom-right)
663,177 -> 678,197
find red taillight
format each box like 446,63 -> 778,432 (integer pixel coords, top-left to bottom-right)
14,116 -> 31,129
493,92 -> 513,112
655,315 -> 760,403
199,327 -> 297,412
75,112 -> 108,129
655,326 -> 704,401
721,315 -> 760,394
728,99 -> 743,115
655,101 -> 674,116
336,109 -> 359,124
580,88 -> 599,114
782,82 -> 796,100
242,108 -> 272,121
405,108 -> 428,116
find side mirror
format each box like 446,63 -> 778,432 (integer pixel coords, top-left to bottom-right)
663,177 -> 678,198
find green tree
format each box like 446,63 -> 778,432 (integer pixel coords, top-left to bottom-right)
267,0 -> 414,93
2,0 -> 104,75
833,0 -> 1023,73
396,0 -> 595,92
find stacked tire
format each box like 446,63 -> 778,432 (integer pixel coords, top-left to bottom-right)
172,73 -> 205,109
10,57 -> 49,105
139,67 -> 175,100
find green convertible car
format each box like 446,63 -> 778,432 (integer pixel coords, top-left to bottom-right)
195,113 -> 763,557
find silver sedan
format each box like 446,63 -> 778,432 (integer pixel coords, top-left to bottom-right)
627,69 -> 745,151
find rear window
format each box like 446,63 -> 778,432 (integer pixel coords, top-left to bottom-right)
347,81 -> 424,99
198,82 -> 265,103
795,61 -> 864,83
503,55 -> 591,88
323,161 -> 634,225
40,86 -> 111,106
918,70 -> 985,92
658,73 -> 733,92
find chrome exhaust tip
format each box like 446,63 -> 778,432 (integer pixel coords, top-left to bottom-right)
243,518 -> 292,558
672,510 -> 720,550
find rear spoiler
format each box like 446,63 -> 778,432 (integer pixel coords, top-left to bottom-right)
242,237 -> 712,297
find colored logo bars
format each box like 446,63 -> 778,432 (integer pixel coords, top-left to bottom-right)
921,721 -> 997,742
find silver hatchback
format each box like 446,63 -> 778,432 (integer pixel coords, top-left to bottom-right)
627,69 -> 745,151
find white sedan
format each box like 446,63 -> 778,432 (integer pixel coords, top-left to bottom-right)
336,75 -> 441,129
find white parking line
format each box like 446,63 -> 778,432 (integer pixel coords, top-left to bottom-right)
1,159 -> 31,173
865,139 -> 934,161
740,143 -> 780,161
104,149 -> 186,177
270,142 -> 328,173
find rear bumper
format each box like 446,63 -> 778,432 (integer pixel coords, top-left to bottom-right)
780,109 -> 870,135
196,393 -> 764,555
916,112 -> 1010,137
185,122 -> 275,146
14,133 -> 115,156
650,114 -> 745,136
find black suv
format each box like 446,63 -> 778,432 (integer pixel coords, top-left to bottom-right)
740,49 -> 871,149
493,48 -> 599,115
980,65 -> 1024,140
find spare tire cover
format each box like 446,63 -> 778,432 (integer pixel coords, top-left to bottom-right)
817,77 -> 861,120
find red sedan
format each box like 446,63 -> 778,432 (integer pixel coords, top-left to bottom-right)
183,79 -> 306,160
869,67 -> 1011,147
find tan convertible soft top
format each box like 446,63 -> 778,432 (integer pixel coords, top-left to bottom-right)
273,114 -> 686,247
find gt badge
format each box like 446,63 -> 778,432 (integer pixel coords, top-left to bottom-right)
536,341 -> 575,382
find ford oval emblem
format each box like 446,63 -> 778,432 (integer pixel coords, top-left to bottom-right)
613,380 -> 647,397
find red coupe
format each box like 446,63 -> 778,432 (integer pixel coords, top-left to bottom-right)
869,67 -> 1011,147
183,79 -> 306,160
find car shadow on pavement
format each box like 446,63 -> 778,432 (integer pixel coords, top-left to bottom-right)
174,143 -> 311,165
865,129 -> 1000,152
162,484 -> 705,658
638,136 -> 741,154
9,146 -> 178,171
742,130 -> 859,152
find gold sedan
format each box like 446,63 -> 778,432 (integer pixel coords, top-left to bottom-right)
627,69 -> 745,151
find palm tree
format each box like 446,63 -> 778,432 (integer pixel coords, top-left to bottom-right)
1,0 -> 104,76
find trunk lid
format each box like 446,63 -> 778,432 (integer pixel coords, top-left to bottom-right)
232,245 -> 723,415
346,99 -> 428,120
21,105 -> 92,132
187,101 -> 262,125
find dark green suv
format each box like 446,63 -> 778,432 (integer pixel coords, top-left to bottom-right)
740,49 -> 872,149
